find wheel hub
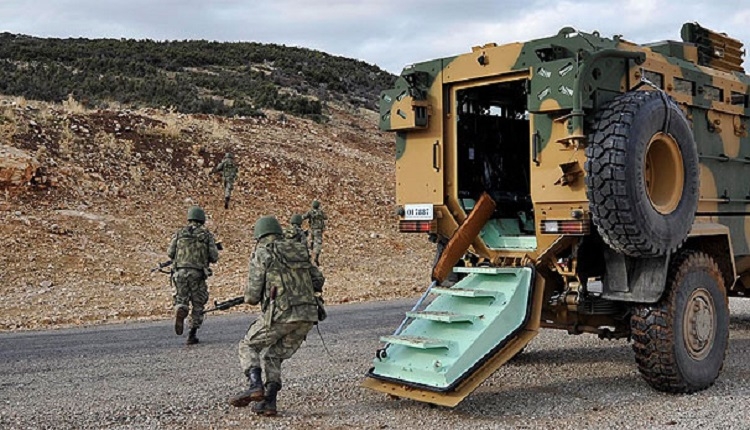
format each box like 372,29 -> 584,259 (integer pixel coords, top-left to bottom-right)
683,288 -> 715,360
644,132 -> 684,215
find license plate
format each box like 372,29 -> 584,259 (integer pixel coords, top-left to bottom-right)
403,204 -> 433,220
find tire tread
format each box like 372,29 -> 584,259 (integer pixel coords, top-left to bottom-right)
585,91 -> 696,257
630,251 -> 726,393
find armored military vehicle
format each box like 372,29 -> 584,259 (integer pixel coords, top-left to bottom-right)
363,23 -> 750,406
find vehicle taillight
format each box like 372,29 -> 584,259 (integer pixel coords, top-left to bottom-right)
399,220 -> 436,233
540,220 -> 590,235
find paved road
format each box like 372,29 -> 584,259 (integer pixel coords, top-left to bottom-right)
2,298 -> 750,429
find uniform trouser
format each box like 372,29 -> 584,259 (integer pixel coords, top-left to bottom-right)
310,229 -> 323,257
172,268 -> 209,330
223,178 -> 235,198
238,319 -> 315,385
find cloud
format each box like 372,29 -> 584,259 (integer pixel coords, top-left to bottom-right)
1,0 -> 750,73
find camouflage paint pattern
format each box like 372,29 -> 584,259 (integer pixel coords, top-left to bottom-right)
167,221 -> 220,270
172,268 -> 209,330
213,155 -> 238,198
303,208 -> 327,230
244,235 -> 324,324
167,221 -> 219,330
368,21 -> 750,405
238,319 -> 315,385
284,224 -> 308,247
303,208 -> 327,259
380,22 -> 750,291
308,229 -> 323,258
240,234 -> 324,385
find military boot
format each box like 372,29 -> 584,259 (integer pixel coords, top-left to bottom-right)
186,328 -> 199,345
252,382 -> 280,416
228,367 -> 265,407
224,196 -> 230,210
174,307 -> 188,335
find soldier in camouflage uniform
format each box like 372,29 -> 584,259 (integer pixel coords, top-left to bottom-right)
228,215 -> 325,416
283,214 -> 308,247
302,200 -> 327,266
167,206 -> 220,345
212,152 -> 239,209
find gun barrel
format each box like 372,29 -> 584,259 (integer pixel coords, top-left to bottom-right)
202,296 -> 244,314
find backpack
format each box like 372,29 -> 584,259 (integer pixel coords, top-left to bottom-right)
173,225 -> 209,270
308,209 -> 326,230
268,240 -> 318,310
223,160 -> 238,180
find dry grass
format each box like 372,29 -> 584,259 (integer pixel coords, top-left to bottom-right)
61,94 -> 88,114
155,112 -> 184,139
58,119 -> 76,156
0,107 -> 18,141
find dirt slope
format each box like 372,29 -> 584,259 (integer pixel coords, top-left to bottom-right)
0,97 -> 432,331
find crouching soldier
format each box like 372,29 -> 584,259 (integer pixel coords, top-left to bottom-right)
228,215 -> 324,416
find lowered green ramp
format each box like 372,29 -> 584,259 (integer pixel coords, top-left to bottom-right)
368,266 -> 534,391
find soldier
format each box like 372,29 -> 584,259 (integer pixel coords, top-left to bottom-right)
167,206 -> 220,345
302,200 -> 327,266
228,215 -> 324,416
212,152 -> 239,209
283,214 -> 307,247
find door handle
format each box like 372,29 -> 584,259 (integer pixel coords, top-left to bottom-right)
432,141 -> 440,172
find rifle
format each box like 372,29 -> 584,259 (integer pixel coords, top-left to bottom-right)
203,296 -> 244,314
151,260 -> 173,274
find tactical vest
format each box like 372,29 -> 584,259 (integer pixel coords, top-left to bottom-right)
307,209 -> 326,230
267,240 -> 317,311
222,160 -> 238,180
173,225 -> 210,270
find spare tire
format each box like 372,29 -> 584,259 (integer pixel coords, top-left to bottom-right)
585,90 -> 699,257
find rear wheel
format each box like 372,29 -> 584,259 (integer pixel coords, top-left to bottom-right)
630,251 -> 729,393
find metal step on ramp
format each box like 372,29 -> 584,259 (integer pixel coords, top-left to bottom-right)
364,266 -> 534,405
403,311 -> 478,324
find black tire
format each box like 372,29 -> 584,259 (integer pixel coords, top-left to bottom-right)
630,251 -> 729,393
585,90 -> 699,257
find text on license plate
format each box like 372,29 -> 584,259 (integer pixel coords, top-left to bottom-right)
403,204 -> 433,220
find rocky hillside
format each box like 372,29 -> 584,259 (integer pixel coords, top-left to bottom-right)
0,96 -> 432,331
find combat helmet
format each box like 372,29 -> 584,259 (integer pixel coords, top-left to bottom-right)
290,213 -> 303,226
253,215 -> 283,239
312,199 -> 320,209
225,152 -> 234,159
187,206 -> 206,223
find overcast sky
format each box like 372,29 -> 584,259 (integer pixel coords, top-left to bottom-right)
2,1 -> 749,74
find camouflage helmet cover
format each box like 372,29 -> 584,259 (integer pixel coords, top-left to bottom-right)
290,213 -> 303,225
254,215 -> 283,239
187,206 -> 206,223
312,199 -> 320,209
225,152 -> 234,158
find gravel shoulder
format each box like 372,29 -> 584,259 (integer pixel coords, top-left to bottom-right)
2,298 -> 750,430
